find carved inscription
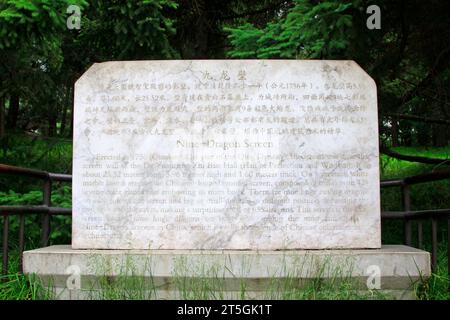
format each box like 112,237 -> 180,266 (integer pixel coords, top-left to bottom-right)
73,60 -> 381,249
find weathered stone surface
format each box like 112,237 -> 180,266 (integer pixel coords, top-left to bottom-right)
73,60 -> 380,249
23,245 -> 430,300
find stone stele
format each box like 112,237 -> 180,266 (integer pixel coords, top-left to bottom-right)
73,60 -> 381,250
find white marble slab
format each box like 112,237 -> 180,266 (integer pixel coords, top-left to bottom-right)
73,60 -> 381,249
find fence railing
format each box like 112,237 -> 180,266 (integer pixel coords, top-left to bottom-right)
1,163 -> 450,281
380,169 -> 450,274
0,164 -> 71,275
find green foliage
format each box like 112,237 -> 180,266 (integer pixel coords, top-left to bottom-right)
0,0 -> 178,137
224,23 -> 264,58
79,0 -> 178,60
225,0 -> 449,149
0,185 -> 72,245
0,0 -> 88,138
0,134 -> 73,246
0,134 -> 72,179
226,0 -> 355,59
0,0 -> 88,74
0,189 -> 42,205
0,136 -> 72,245
0,0 -> 69,49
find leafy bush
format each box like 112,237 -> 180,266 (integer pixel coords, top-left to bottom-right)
0,185 -> 72,247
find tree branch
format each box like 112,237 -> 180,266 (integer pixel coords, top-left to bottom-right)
398,45 -> 450,107
381,147 -> 450,166
220,0 -> 291,20
385,113 -> 450,125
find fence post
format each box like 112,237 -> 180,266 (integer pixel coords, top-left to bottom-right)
18,214 -> 25,273
41,179 -> 52,247
402,184 -> 412,246
431,218 -> 438,272
417,221 -> 423,249
2,215 -> 9,276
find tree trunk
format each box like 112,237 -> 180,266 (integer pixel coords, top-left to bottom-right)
60,104 -> 67,135
432,101 -> 448,147
391,117 -> 399,147
69,84 -> 75,139
60,86 -> 71,135
402,129 -> 412,146
387,113 -> 450,125
6,93 -> 19,130
432,124 -> 448,147
194,5 -> 208,58
0,96 -> 5,138
48,115 -> 57,137
417,124 -> 431,146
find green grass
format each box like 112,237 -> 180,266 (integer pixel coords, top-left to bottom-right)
390,146 -> 450,159
1,245 -> 447,300
0,273 -> 51,300
0,251 -> 52,300
4,253 -> 393,300
415,244 -> 450,300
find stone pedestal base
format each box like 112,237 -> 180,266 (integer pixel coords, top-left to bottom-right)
23,245 -> 430,300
